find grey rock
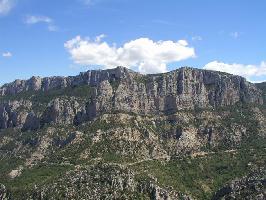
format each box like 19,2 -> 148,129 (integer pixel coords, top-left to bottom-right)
0,184 -> 7,200
22,112 -> 40,131
0,67 -> 264,129
41,97 -> 81,125
212,169 -> 266,200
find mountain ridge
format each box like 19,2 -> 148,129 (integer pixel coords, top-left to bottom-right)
0,66 -> 263,96
1,66 -> 264,131
0,66 -> 265,199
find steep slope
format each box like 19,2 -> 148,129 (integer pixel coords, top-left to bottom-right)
212,168 -> 266,200
0,67 -> 265,200
0,66 -> 263,130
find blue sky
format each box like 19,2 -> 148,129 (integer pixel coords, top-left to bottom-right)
0,0 -> 266,85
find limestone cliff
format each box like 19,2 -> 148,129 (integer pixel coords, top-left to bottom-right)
0,66 -> 265,200
0,67 -> 263,130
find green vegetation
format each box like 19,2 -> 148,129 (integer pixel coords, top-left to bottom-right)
43,117 -> 136,165
2,135 -> 264,199
0,100 -> 265,199
132,138 -> 266,199
89,138 -> 137,163
256,82 -> 266,93
0,84 -> 93,114
0,141 -> 17,151
134,75 -> 149,85
46,138 -> 91,165
0,128 -> 20,138
218,103 -> 260,147
5,164 -> 74,199
0,84 -> 93,103
0,158 -> 24,181
109,79 -> 120,91
256,82 -> 266,102
5,164 -> 73,189
77,115 -> 133,134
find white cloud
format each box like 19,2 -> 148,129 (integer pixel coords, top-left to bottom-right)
152,19 -> 173,26
24,15 -> 52,24
2,52 -> 12,57
192,35 -> 203,41
204,61 -> 266,82
64,36 -> 196,74
24,15 -> 58,31
0,0 -> 15,15
95,34 -> 106,42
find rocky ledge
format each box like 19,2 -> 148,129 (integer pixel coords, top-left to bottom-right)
0,67 -> 264,131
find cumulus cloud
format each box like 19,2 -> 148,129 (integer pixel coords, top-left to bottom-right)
0,0 -> 15,15
95,34 -> 106,42
204,61 -> 266,82
24,15 -> 58,31
2,52 -> 12,57
64,36 -> 195,74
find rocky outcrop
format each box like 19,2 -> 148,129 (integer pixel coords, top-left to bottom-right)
0,100 -> 32,129
1,67 -> 263,105
70,65 -> 264,124
0,72 -> 265,200
41,98 -> 81,125
212,169 -> 266,200
0,66 -> 264,130
0,184 -> 8,200
0,67 -> 130,96
22,112 -> 40,131
6,163 -> 190,200
139,180 -> 192,200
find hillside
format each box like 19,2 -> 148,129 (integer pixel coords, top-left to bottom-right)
0,67 -> 265,200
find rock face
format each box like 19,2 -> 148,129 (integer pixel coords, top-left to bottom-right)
0,66 -> 265,200
0,67 -> 263,130
10,163 -> 190,200
41,98 -> 81,125
0,184 -> 7,200
212,169 -> 266,200
1,67 -> 263,107
0,100 -> 32,129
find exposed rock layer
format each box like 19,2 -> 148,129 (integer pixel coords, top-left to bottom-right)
0,67 -> 264,130
0,67 -> 265,200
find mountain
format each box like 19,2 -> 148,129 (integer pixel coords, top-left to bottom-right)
0,67 -> 265,200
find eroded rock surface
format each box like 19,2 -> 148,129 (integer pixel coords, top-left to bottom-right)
0,67 -> 265,200
0,67 -> 263,130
